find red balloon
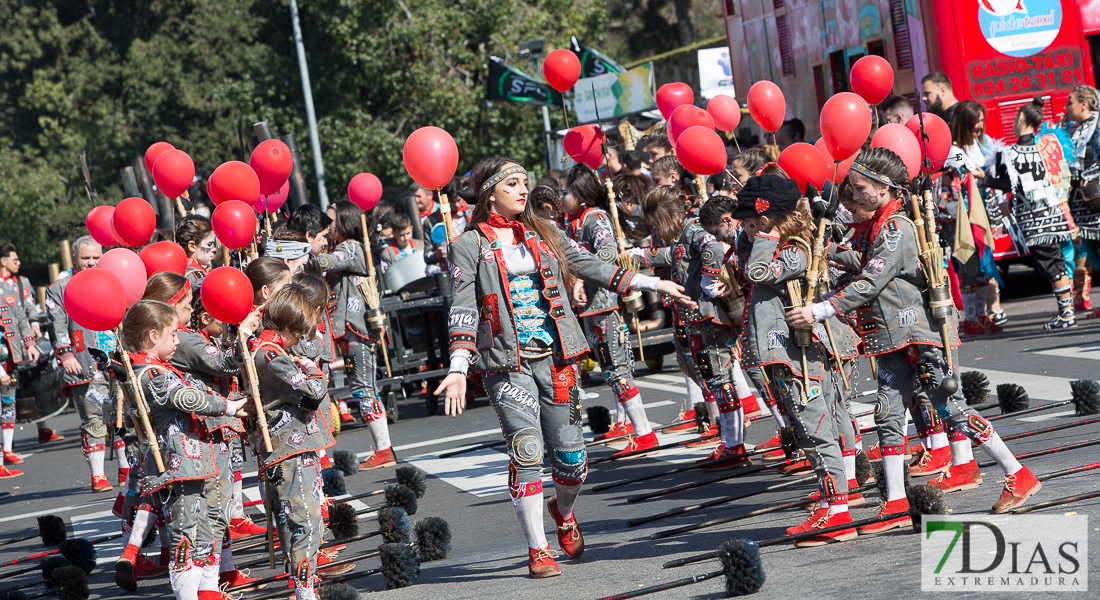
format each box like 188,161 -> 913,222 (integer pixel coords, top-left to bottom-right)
97,248 -> 147,307
255,181 -> 290,214
543,49 -> 581,93
63,269 -> 126,331
152,149 -> 196,198
348,173 -> 383,211
563,125 -> 605,161
86,206 -> 119,247
211,200 -> 258,250
814,139 -> 858,184
820,92 -> 872,160
209,161 -> 261,206
144,142 -> 175,174
656,83 -> 694,121
139,241 -> 188,276
403,126 -> 459,190
707,94 -> 741,132
201,267 -> 254,324
668,105 -> 715,145
905,113 -> 952,172
111,197 -> 156,247
572,151 -> 603,170
778,143 -> 830,194
676,126 -> 727,176
850,55 -> 895,105
746,81 -> 786,133
249,140 -> 294,196
871,123 -> 922,180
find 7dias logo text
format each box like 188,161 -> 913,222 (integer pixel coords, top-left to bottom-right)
921,515 -> 1087,591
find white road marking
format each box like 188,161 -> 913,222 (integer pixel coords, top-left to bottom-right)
645,374 -> 688,384
969,368 -> 1071,401
1034,342 -> 1100,362
635,380 -> 693,394
0,497 -> 115,525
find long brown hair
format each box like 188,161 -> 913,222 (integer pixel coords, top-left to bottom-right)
613,173 -> 654,240
466,157 -> 574,285
949,100 -> 986,149
121,300 -> 177,352
642,185 -> 692,244
565,164 -> 607,212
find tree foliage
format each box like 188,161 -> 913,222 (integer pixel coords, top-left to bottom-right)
0,0 -> 607,276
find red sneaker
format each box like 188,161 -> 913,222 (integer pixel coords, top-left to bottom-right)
594,422 -> 629,442
794,511 -> 858,547
685,424 -> 720,448
929,460 -> 983,493
604,423 -> 635,447
856,498 -> 912,534
115,545 -> 140,591
118,468 -> 130,487
992,466 -> 1042,514
755,434 -> 781,451
38,429 -> 64,444
741,395 -> 764,419
359,447 -> 397,471
133,554 -> 167,579
906,442 -> 924,461
762,448 -> 787,461
776,459 -> 812,476
112,492 -> 126,518
613,431 -> 659,457
319,454 -> 332,469
547,496 -> 584,559
961,320 -> 989,336
527,546 -> 561,578
230,517 -> 267,538
864,443 -> 882,462
846,479 -> 865,507
664,409 -> 697,432
977,315 -> 1002,334
0,465 -> 22,479
318,550 -> 354,576
909,445 -> 951,476
800,490 -> 822,512
92,475 -> 114,493
787,507 -> 828,534
339,411 -> 354,423
3,451 -> 23,465
700,444 -> 751,471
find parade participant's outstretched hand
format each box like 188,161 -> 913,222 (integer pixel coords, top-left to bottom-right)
434,373 -> 467,417
785,306 -> 815,327
656,280 -> 698,309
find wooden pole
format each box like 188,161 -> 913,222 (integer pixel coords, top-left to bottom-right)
116,331 -> 165,473
238,336 -> 273,453
438,191 -> 456,243
59,241 -> 73,272
359,214 -> 392,377
48,264 -> 60,283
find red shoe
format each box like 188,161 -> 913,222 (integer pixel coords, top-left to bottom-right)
794,511 -> 858,547
229,517 -> 267,538
741,395 -> 764,419
115,545 -> 140,592
977,315 -> 1002,334
864,443 -> 882,462
594,422 -> 630,442
856,498 -> 912,534
762,448 -> 787,461
961,320 -> 989,336
92,475 -> 114,493
339,411 -> 354,423
929,460 -> 983,493
527,546 -> 561,578
0,465 -> 22,479
118,468 -> 130,487
3,451 -> 23,465
613,431 -> 659,457
787,507 -> 828,534
321,500 -> 329,520
776,459 -> 812,476
197,591 -> 234,600
909,445 -> 951,476
547,496 -> 584,559
700,444 -> 751,471
133,554 -> 167,579
359,447 -> 397,471
847,479 -> 865,507
112,492 -> 126,518
38,429 -> 64,444
665,409 -> 697,432
685,424 -> 720,448
755,434 -> 781,451
1086,307 -> 1100,319
320,454 -> 332,469
992,466 -> 1042,514
318,550 -> 354,576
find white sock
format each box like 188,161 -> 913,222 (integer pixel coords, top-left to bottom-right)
231,477 -> 245,520
731,361 -> 755,399
686,375 -> 703,406
513,493 -> 548,550
962,287 -> 978,321
339,400 -> 349,413
718,408 -> 744,447
978,432 -> 1022,476
929,431 -> 949,450
554,481 -> 582,520
950,435 -> 974,464
2,427 -> 12,453
366,419 -> 392,451
843,453 -> 856,483
883,453 -> 907,501
295,583 -> 318,600
198,557 -> 220,592
169,562 -> 202,600
318,447 -> 328,459
128,509 -> 154,550
768,402 -> 789,429
621,397 -> 652,436
614,400 -> 626,425
116,448 -> 130,469
220,542 -> 235,573
704,399 -> 719,424
88,450 -> 105,477
827,500 -> 848,516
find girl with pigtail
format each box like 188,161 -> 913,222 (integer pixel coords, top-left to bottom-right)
434,157 -> 694,578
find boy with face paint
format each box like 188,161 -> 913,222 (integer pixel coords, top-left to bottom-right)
786,147 -> 1042,524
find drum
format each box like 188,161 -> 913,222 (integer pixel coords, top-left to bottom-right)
382,253 -> 433,293
15,353 -> 68,424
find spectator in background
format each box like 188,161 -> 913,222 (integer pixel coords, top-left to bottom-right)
601,145 -> 624,176
621,150 -> 647,176
775,118 -> 805,150
644,126 -> 674,163
922,72 -> 960,124
881,95 -> 916,125
1058,84 -> 1100,318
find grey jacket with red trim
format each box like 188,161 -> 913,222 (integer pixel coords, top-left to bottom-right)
446,224 -> 637,373
252,337 -> 335,470
564,208 -> 623,317
318,239 -> 376,342
640,218 -> 729,326
0,279 -> 33,366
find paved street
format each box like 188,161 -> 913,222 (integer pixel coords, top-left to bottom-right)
1,268 -> 1098,599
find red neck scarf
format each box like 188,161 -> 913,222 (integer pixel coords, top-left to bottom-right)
848,197 -> 904,264
420,203 -> 437,219
186,258 -> 207,275
250,329 -> 285,353
129,351 -> 189,380
478,214 -> 545,289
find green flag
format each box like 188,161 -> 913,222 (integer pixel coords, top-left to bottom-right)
486,56 -> 563,108
570,36 -> 625,77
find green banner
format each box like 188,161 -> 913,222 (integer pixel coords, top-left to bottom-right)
486,56 -> 563,108
570,36 -> 626,78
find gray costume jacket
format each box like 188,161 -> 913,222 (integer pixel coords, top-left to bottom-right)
170,328 -> 246,440
564,208 -> 622,317
1,274 -> 43,323
45,275 -> 115,390
447,225 -> 638,373
825,207 -> 961,356
641,218 -> 730,326
0,280 -> 34,366
318,240 -> 376,342
132,360 -> 231,494
251,334 -> 335,470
